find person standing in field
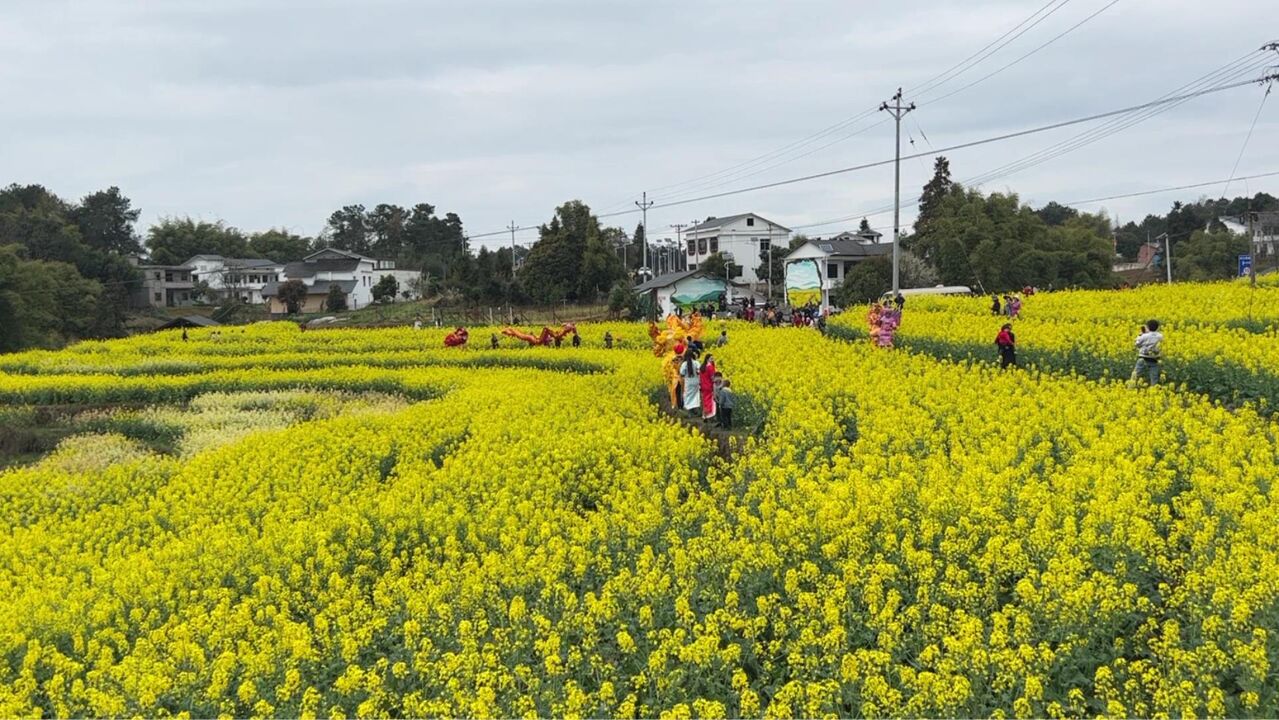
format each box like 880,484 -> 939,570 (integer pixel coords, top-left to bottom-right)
1133,320 -> 1163,386
717,330 -> 728,347
490,333 -> 499,349
716,376 -> 736,429
603,331 -> 613,349
995,323 -> 1017,369
991,295 -> 1002,316
571,329 -> 581,347
1008,296 -> 1022,319
680,350 -> 701,416
699,353 -> 718,422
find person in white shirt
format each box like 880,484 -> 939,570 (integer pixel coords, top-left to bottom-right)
1134,319 -> 1163,386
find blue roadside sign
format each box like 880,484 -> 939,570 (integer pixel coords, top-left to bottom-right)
1239,254 -> 1253,277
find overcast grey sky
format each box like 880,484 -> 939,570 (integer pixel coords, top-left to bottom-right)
1,0 -> 1275,249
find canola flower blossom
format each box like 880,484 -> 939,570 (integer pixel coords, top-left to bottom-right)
0,307 -> 1276,717
830,282 -> 1279,410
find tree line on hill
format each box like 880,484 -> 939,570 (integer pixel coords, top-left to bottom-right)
1,168 -> 1274,350
831,158 -> 1278,304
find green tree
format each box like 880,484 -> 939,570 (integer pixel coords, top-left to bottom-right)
0,184 -> 138,339
1035,201 -> 1079,227
71,186 -> 141,255
276,279 -> 308,314
915,156 -> 953,237
608,280 -> 638,316
324,282 -> 348,312
577,232 -> 625,300
699,251 -> 738,280
372,274 -> 399,304
1173,229 -> 1250,281
325,205 -> 371,255
520,200 -> 602,303
0,245 -> 102,352
145,218 -> 252,265
249,229 -> 312,262
833,256 -> 892,306
910,184 -> 1113,291
368,204 -> 407,259
858,218 -> 873,234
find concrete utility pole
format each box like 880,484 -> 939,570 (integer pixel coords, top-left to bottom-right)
880,88 -> 915,296
635,192 -> 654,279
1160,233 -> 1172,284
506,221 -> 519,274
670,223 -> 688,273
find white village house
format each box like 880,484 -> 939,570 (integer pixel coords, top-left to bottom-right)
185,255 -> 284,305
683,213 -> 790,290
261,248 -> 421,314
783,228 -> 892,309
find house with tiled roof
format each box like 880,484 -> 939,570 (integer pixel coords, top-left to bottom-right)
185,255 -> 284,305
683,213 -> 790,289
261,248 -> 420,314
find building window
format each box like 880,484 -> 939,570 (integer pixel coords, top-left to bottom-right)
687,239 -> 696,255
827,262 -> 839,279
746,217 -> 755,227
709,238 -> 719,253
758,238 -> 770,252
698,238 -> 708,254
153,292 -> 162,302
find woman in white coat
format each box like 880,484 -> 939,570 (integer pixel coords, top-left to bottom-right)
679,351 -> 701,416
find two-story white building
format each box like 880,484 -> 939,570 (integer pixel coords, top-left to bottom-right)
261,248 -> 420,313
684,213 -> 790,289
185,255 -> 285,305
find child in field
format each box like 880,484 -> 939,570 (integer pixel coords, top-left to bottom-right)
604,331 -> 613,349
716,376 -> 736,429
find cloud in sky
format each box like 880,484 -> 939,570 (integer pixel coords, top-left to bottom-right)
1,0 -> 1275,249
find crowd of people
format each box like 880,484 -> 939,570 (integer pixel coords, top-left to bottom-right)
674,342 -> 736,429
413,288 -> 1167,398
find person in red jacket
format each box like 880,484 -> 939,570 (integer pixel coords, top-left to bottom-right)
995,323 -> 1016,369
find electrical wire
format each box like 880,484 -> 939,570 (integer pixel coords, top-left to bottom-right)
960,51 -> 1270,188
467,58 -> 1274,242
639,0 -> 1075,199
645,75 -> 1267,212
919,0 -> 1121,106
1221,82 -> 1272,198
1064,170 -> 1279,206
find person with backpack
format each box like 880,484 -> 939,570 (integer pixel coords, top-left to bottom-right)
995,323 -> 1016,369
1134,320 -> 1163,386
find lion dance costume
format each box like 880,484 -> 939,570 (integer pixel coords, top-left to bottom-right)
868,303 -> 901,348
649,312 -> 705,407
500,323 -> 576,346
443,327 -> 469,347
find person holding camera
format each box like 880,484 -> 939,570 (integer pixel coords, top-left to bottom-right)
1133,320 -> 1163,386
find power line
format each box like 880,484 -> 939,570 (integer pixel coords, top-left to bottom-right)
467,61 -> 1275,242
1064,170 -> 1279,206
919,0 -> 1121,106
960,50 -> 1271,189
640,0 -> 1076,199
1221,81 -> 1272,199
646,75 -> 1272,212
911,0 -> 1073,99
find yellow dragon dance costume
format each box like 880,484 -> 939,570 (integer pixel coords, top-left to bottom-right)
648,313 -> 705,407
